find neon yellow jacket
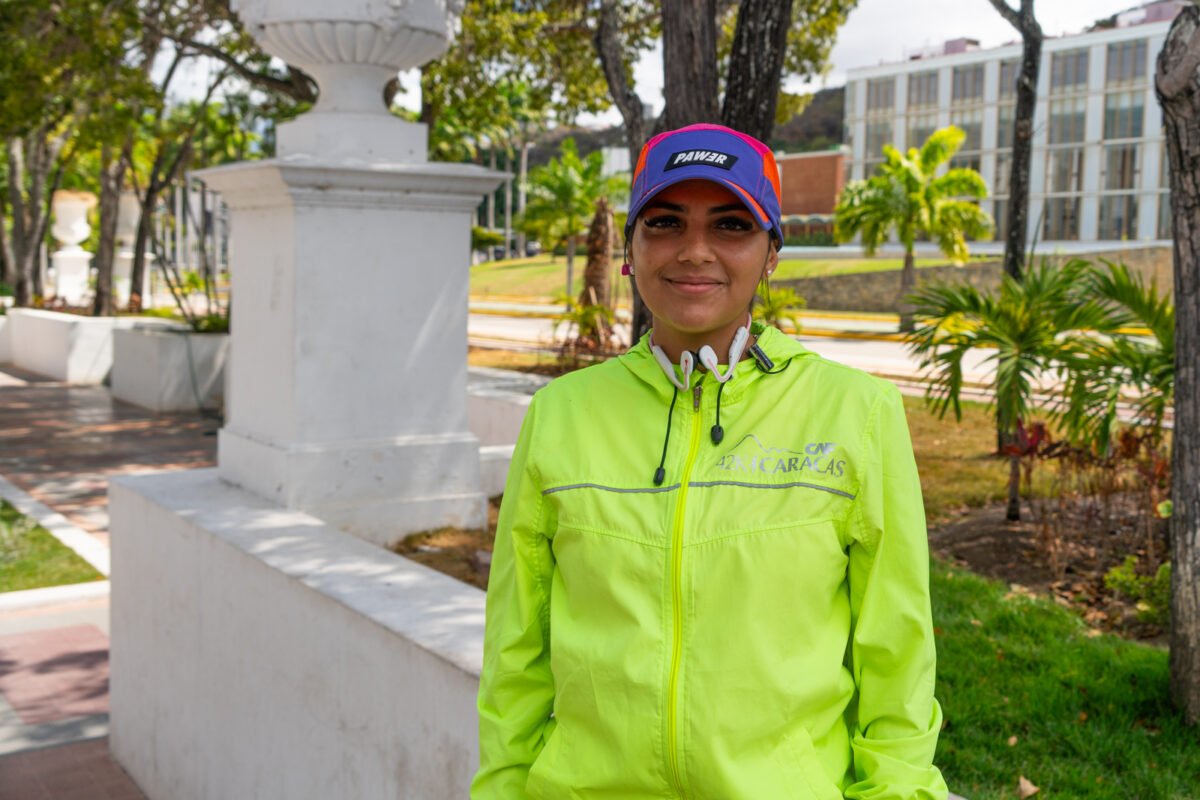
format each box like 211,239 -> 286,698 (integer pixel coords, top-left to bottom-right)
473,324 -> 948,799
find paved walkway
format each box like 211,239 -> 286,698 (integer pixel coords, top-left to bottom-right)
0,364 -> 217,798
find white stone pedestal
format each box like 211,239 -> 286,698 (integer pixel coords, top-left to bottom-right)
51,249 -> 91,305
198,159 -> 503,546
112,251 -> 152,309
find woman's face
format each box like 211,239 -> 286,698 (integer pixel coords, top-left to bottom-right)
631,179 -> 777,351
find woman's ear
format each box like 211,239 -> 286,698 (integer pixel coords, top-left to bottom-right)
764,243 -> 779,278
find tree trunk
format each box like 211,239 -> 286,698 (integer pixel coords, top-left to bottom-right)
129,191 -> 153,313
661,0 -> 719,129
1156,3 -> 1200,726
1006,453 -> 1022,521
6,131 -> 64,307
990,0 -> 1043,283
579,198 -> 613,309
721,0 -> 795,142
593,0 -> 654,343
898,247 -> 917,332
565,233 -> 577,307
516,141 -> 529,257
92,143 -> 128,316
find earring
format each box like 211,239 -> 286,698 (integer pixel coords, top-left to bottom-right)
622,262 -> 634,276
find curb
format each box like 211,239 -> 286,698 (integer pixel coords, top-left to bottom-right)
0,579 -> 110,612
0,473 -> 110,576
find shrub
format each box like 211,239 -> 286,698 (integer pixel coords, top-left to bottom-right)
0,281 -> 13,296
1104,556 -> 1171,625
782,231 -> 834,247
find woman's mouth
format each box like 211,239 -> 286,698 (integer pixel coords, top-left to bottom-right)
665,277 -> 723,295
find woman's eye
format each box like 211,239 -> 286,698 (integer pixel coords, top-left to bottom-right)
643,215 -> 680,229
716,216 -> 754,231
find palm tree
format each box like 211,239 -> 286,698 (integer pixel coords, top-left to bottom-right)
521,138 -> 626,303
1055,261 -> 1174,453
834,126 -> 993,332
907,258 -> 1114,521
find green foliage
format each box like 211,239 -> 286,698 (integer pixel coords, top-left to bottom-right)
190,313 -> 229,334
520,138 -> 627,256
0,281 -> 13,297
782,231 -> 835,247
1105,557 -> 1172,626
834,126 -> 993,262
932,560 -> 1197,798
554,300 -> 615,344
753,285 -> 806,331
907,258 -> 1114,438
0,500 -> 104,591
472,226 -> 506,251
1054,260 -> 1174,452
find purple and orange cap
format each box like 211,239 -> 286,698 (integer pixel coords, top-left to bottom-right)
625,123 -> 784,249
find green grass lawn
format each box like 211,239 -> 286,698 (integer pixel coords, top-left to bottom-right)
470,255 -> 997,301
0,500 -> 104,592
933,560 -> 1198,799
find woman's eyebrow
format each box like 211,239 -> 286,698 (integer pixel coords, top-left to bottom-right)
643,201 -> 750,214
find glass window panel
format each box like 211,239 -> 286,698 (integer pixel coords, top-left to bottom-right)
952,64 -> 984,104
1161,142 -> 1171,189
1098,195 -> 1139,240
866,78 -> 895,112
1106,40 -> 1147,86
1159,193 -> 1173,239
1104,90 -> 1145,139
994,152 -> 1012,196
845,82 -> 857,117
865,121 -> 893,156
999,60 -> 1019,99
1044,197 -> 1081,240
950,154 -> 982,173
1047,148 -> 1085,194
1050,48 -> 1089,95
907,71 -> 938,109
997,103 -> 1015,149
906,113 -> 938,149
1102,144 -> 1140,191
951,107 -> 983,151
993,199 -> 1009,242
1048,96 -> 1087,144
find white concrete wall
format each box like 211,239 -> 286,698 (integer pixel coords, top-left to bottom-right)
7,309 -> 181,383
109,469 -> 486,800
111,328 -> 229,412
0,315 -> 10,364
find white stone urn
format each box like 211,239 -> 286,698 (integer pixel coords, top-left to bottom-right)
51,190 -> 97,305
112,190 -> 147,308
232,0 -> 463,163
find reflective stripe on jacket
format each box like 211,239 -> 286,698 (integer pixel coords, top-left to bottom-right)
473,324 -> 948,799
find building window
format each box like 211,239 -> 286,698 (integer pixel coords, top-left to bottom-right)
908,71 -> 938,109
952,64 -> 984,104
865,121 -> 893,159
845,82 -> 857,118
993,199 -> 1009,242
951,107 -> 983,151
907,112 -> 938,149
1158,193 -> 1173,239
999,59 -> 1019,99
997,103 -> 1015,149
1050,48 -> 1089,95
1098,195 -> 1139,240
866,78 -> 895,112
1044,197 -> 1081,240
950,154 -> 982,173
1048,96 -> 1087,144
1106,39 -> 1148,87
1102,144 -> 1141,191
1104,90 -> 1145,139
995,152 -> 1012,196
1047,148 -> 1085,193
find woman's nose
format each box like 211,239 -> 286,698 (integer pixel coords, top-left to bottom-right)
676,226 -> 716,264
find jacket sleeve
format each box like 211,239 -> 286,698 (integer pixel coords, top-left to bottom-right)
844,383 -> 949,800
471,395 -> 557,799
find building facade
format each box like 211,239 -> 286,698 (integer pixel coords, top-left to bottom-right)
843,2 -> 1182,245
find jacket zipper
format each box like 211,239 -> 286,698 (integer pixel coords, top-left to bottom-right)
667,380 -> 704,796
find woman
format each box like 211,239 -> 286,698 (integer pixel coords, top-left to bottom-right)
472,124 -> 948,799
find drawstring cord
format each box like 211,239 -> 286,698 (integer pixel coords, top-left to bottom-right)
654,386 -> 680,486
711,381 -> 726,445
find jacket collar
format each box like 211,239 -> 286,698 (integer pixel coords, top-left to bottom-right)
618,323 -> 813,404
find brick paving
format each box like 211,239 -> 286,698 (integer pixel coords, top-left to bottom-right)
0,364 -> 217,798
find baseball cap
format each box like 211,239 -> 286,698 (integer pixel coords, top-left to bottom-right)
625,123 -> 783,249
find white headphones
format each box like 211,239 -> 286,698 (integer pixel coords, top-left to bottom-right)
650,314 -> 752,389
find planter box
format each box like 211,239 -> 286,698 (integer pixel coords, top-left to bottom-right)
6,308 -> 182,384
112,328 -> 229,412
0,316 -> 10,364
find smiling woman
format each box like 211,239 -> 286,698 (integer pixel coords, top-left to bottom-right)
472,124 -> 950,800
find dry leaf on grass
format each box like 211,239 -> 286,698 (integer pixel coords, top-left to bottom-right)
1007,735 -> 1018,746
1018,775 -> 1040,798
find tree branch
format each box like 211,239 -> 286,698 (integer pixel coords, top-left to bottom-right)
155,27 -> 316,103
986,0 -> 1023,31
